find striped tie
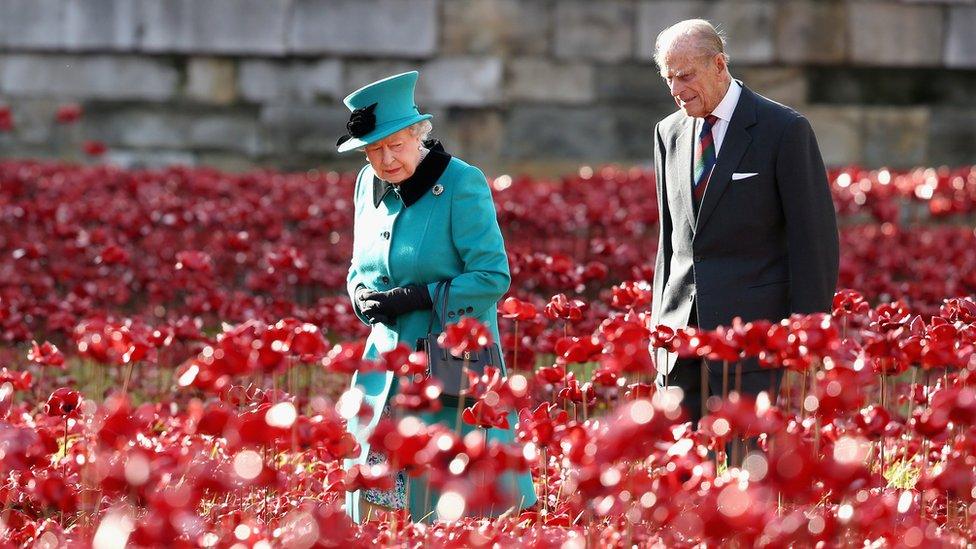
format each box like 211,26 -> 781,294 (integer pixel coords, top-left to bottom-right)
692,114 -> 719,209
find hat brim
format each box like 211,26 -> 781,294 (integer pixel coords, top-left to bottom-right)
337,113 -> 433,153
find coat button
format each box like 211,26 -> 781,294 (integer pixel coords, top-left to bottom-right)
457,309 -> 465,316
381,276 -> 389,285
466,306 -> 473,313
448,311 -> 456,318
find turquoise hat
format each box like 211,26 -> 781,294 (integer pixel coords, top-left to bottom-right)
336,71 -> 433,153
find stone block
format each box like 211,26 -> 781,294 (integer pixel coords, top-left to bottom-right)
104,149 -> 198,169
594,64 -> 674,103
437,109 -> 505,170
928,107 -> 976,167
848,3 -> 944,66
289,0 -> 437,57
83,106 -> 188,149
239,59 -> 343,103
0,54 -> 179,101
186,58 -> 238,105
554,1 -> 635,62
63,0 -> 140,50
187,113 -> 261,154
196,152 -> 259,173
0,98 -> 63,145
808,67 -> 976,106
863,107 -> 930,168
637,1 -> 775,64
140,0 -> 288,55
945,7 -> 976,68
773,1 -> 847,64
441,0 -> 550,56
0,0 -> 63,49
501,106 -> 619,161
802,106 -> 864,168
417,57 -> 503,107
506,58 -> 595,104
738,67 -> 807,107
258,103 -> 350,156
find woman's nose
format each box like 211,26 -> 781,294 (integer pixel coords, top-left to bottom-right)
382,148 -> 396,165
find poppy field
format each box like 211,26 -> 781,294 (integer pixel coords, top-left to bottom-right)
1,158 -> 976,547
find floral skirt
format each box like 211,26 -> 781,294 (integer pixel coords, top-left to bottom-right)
363,404 -> 406,509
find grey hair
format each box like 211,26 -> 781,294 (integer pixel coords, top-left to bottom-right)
653,19 -> 729,69
409,118 -> 434,142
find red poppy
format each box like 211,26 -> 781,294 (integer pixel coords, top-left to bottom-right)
44,388 -> 82,418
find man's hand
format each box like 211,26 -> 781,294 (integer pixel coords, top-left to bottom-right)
356,284 -> 433,326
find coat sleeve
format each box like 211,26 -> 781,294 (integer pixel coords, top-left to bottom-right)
650,122 -> 672,326
427,165 -> 511,322
774,115 -> 840,314
346,166 -> 371,326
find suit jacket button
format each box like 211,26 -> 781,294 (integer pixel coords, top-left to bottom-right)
694,255 -> 702,262
381,276 -> 389,284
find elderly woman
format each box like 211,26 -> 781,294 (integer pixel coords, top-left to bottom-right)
338,71 -> 536,523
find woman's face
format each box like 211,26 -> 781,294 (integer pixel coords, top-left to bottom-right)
365,127 -> 423,184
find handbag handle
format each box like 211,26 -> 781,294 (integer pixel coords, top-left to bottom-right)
426,279 -> 453,335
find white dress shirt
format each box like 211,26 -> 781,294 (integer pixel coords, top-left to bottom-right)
694,80 -> 742,156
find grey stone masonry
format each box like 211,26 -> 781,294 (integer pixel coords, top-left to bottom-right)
239,59 -> 343,103
506,58 -> 595,104
63,0 -> 141,51
555,1 -> 635,62
140,0 -> 290,55
288,0 -> 437,57
945,7 -> 976,69
417,57 -> 503,107
441,0 -> 550,56
0,54 -> 179,101
848,2 -> 944,66
0,0 -> 64,50
0,0 -> 973,172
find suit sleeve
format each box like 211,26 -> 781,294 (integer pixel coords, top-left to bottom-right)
650,122 -> 672,326
774,115 -> 840,314
427,165 -> 511,323
346,166 -> 371,326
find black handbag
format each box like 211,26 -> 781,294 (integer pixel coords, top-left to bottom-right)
416,280 -> 503,408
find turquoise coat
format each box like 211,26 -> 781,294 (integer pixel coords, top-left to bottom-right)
343,146 -> 537,522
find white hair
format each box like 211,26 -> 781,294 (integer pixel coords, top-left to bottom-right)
654,19 -> 729,69
409,118 -> 433,142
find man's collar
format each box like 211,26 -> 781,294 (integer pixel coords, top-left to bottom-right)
372,140 -> 452,208
710,79 -> 742,123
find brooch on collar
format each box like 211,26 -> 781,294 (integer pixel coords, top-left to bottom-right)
432,184 -> 444,196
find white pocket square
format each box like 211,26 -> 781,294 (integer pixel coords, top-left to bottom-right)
732,172 -> 758,181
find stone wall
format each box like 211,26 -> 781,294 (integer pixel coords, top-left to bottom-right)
0,0 -> 973,175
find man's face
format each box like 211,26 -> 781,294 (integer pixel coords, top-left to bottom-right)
365,127 -> 423,184
660,42 -> 728,118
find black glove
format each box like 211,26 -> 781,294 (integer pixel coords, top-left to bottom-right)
358,284 -> 433,325
355,285 -> 392,325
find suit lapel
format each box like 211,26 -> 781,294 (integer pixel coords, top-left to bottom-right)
668,116 -> 696,231
694,85 -> 758,234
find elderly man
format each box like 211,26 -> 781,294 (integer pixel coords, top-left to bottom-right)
649,19 -> 839,423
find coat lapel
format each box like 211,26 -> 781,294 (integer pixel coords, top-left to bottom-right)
668,116 -> 697,231
694,86 -> 758,233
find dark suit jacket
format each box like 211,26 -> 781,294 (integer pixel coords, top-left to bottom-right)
650,83 -> 840,376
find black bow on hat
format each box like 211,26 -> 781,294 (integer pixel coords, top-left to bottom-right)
336,103 -> 378,148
